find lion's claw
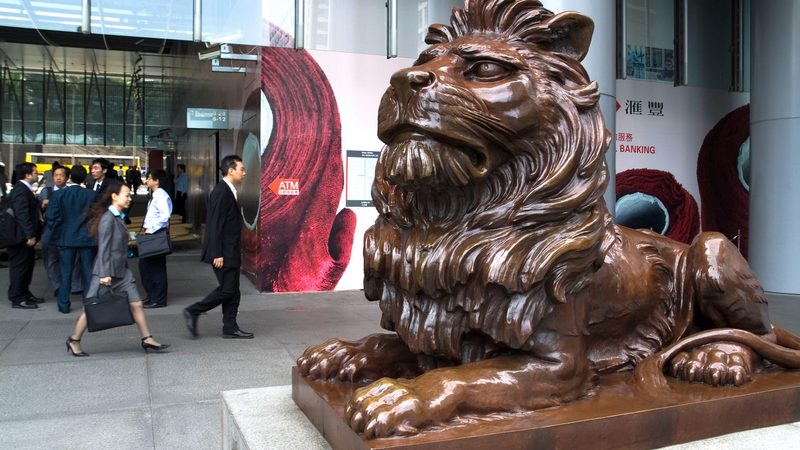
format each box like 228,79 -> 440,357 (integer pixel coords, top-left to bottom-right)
668,344 -> 755,386
298,338 -> 364,381
346,378 -> 429,439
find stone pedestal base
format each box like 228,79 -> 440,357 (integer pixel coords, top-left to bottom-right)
222,386 -> 329,450
292,367 -> 800,450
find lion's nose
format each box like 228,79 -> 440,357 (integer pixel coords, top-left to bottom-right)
391,69 -> 435,92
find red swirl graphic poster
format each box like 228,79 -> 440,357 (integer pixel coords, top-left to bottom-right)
240,45 -> 356,292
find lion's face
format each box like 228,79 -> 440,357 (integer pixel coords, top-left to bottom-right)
377,36 -> 551,191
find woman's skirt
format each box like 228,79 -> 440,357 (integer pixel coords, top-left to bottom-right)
85,269 -> 142,303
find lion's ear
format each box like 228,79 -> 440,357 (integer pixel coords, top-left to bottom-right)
542,12 -> 594,62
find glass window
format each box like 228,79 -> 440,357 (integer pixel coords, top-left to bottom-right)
0,0 -> 82,34
1,69 -> 23,143
625,0 -> 674,82
144,76 -> 169,143
742,0 -> 750,92
105,76 -> 124,146
202,0 -> 294,47
85,72 -> 104,145
91,0 -> 193,41
686,0 -> 732,90
304,0 -> 384,55
44,70 -> 65,144
23,72 -> 44,143
398,0 -> 461,58
303,0 -> 461,57
64,74 -> 84,144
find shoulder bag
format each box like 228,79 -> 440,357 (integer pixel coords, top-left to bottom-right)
84,285 -> 134,332
135,227 -> 172,258
0,207 -> 26,248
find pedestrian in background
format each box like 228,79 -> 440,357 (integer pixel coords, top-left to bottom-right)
174,164 -> 188,222
39,165 -> 69,298
141,169 -> 172,309
7,162 -> 43,309
65,181 -> 169,356
87,158 -> 111,196
47,165 -> 98,314
183,155 -> 252,339
41,161 -> 61,188
125,165 -> 142,195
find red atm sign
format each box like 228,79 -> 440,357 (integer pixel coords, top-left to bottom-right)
269,178 -> 299,196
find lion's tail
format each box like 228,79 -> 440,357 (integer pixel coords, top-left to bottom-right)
630,326 -> 800,393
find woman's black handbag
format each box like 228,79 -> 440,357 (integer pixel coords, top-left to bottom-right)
135,228 -> 172,258
84,286 -> 134,332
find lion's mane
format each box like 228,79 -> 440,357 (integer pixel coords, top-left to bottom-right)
364,0 -> 615,362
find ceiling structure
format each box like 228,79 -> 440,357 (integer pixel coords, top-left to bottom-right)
0,14 -> 204,77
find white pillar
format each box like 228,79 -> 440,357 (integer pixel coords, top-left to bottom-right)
749,0 -> 800,293
548,0 -> 617,212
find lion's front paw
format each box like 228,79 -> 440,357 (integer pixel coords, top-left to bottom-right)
668,343 -> 756,386
345,378 -> 431,439
297,338 -> 368,382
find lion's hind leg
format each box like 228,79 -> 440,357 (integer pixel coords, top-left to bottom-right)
671,232 -> 774,385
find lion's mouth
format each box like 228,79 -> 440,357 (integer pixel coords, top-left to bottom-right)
384,128 -> 491,188
383,130 -> 490,190
393,130 -> 487,165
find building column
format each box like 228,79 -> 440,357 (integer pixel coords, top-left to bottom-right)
548,0 -> 617,211
749,0 -> 800,294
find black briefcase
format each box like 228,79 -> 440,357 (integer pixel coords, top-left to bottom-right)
84,286 -> 134,332
135,228 -> 172,258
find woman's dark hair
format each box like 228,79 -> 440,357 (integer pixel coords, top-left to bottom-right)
88,179 -> 125,237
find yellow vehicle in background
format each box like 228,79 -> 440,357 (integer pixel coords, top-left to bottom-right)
25,153 -> 142,178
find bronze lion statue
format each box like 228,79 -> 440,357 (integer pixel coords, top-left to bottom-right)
298,0 -> 800,439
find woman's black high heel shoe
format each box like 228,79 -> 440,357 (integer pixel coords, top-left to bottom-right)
141,335 -> 170,353
66,337 -> 89,357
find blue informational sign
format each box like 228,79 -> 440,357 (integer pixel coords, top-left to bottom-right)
187,108 -> 229,129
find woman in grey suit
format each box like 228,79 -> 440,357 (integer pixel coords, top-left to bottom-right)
66,181 -> 169,356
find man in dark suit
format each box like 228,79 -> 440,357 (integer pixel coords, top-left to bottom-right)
125,165 -> 142,195
47,165 -> 98,314
86,158 -> 111,195
8,162 -> 43,309
183,155 -> 253,339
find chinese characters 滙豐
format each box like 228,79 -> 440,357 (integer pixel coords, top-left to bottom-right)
624,99 -> 664,117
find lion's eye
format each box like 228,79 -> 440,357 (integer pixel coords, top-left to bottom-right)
467,61 -> 512,81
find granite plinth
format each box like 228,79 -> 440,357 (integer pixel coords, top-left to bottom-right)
221,385 -> 329,450
291,367 -> 800,450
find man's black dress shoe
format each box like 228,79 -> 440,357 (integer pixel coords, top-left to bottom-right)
223,329 -> 254,339
28,294 -> 45,304
143,303 -> 166,309
12,300 -> 38,309
183,309 -> 198,337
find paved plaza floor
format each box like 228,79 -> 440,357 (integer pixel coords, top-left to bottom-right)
2,248 -> 800,449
